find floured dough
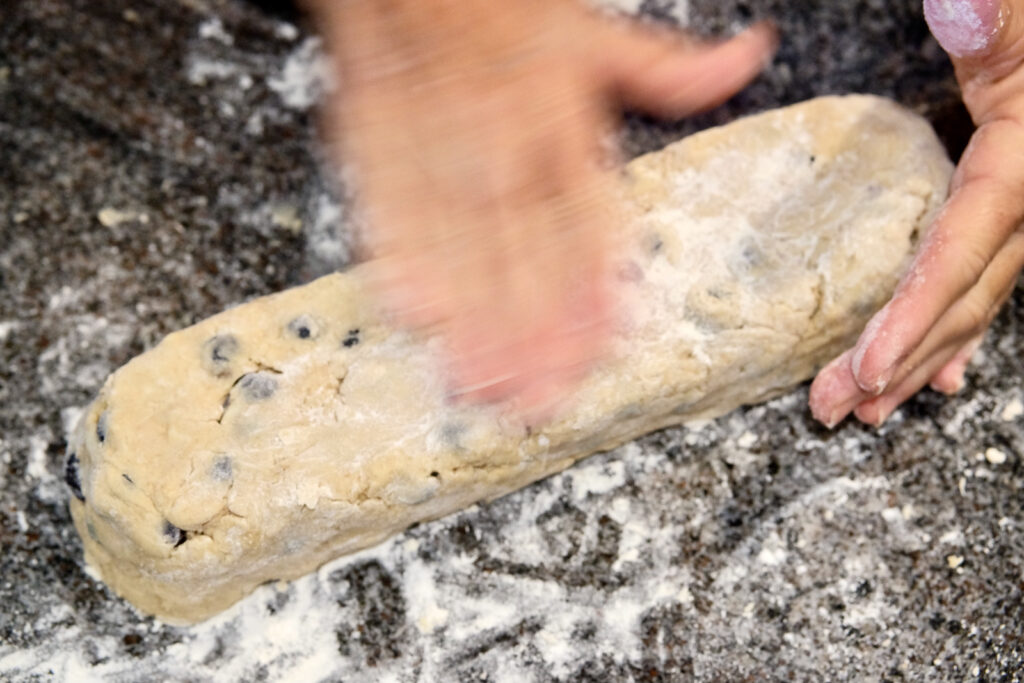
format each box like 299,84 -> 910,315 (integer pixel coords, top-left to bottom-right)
66,95 -> 952,623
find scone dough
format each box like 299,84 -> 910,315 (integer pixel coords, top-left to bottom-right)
67,95 -> 953,623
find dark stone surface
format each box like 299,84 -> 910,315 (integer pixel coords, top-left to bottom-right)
1,0 -> 1022,680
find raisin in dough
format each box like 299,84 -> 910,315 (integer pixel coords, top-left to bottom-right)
67,95 -> 953,623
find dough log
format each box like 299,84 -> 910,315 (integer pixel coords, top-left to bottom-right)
66,95 -> 953,623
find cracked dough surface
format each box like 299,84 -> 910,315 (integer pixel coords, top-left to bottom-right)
67,95 -> 952,624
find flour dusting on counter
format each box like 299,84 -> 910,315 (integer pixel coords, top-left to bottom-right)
4,0 -> 1024,679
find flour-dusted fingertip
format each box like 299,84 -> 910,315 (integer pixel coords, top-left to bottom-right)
808,398 -> 841,428
924,0 -> 1005,58
818,409 -> 843,430
855,357 -> 896,396
807,349 -> 863,429
850,300 -> 902,395
808,379 -> 844,428
807,394 -> 833,427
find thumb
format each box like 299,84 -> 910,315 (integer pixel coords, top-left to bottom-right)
599,20 -> 777,119
924,0 -> 1024,117
923,0 -> 1005,58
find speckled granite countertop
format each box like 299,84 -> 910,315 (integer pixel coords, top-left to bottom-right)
2,0 -> 1022,680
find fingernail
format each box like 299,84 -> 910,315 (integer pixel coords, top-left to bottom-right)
924,0 -> 1004,57
930,373 -> 966,395
872,364 -> 896,396
850,302 -> 900,395
852,343 -> 896,395
809,395 -> 840,428
855,404 -> 890,428
809,401 -> 831,427
808,349 -> 860,428
809,391 -> 857,429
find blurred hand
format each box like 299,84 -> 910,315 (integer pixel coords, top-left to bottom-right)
810,0 -> 1024,428
312,0 -> 775,420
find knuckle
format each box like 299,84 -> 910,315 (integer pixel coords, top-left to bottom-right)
957,295 -> 995,337
955,243 -> 992,293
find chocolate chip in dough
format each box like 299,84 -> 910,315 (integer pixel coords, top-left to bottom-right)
163,520 -> 187,547
211,455 -> 233,482
64,451 -> 85,502
96,411 -> 108,444
342,328 -> 360,348
287,315 -> 320,340
202,334 -> 240,377
440,422 -> 465,448
238,372 -> 278,401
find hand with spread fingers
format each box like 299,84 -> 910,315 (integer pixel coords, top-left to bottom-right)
309,0 -> 776,420
810,0 -> 1024,429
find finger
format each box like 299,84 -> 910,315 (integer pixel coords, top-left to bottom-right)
445,101 -> 615,411
808,349 -> 872,428
855,319 -> 995,425
811,227 -> 1024,427
850,118 -> 1024,395
853,231 -> 1024,425
359,75 -> 524,330
357,130 -> 473,331
601,21 -> 778,119
853,339 -> 964,427
923,0 -> 1005,59
367,249 -> 456,330
506,160 -> 615,415
929,333 -> 985,395
926,0 -> 1024,124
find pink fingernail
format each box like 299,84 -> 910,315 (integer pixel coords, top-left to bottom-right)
808,350 -> 859,428
810,403 -> 846,430
924,0 -> 1003,57
851,343 -> 896,395
855,404 -> 890,428
930,372 -> 966,395
874,408 -> 893,427
872,364 -> 896,396
850,303 -> 900,395
809,397 -> 835,427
